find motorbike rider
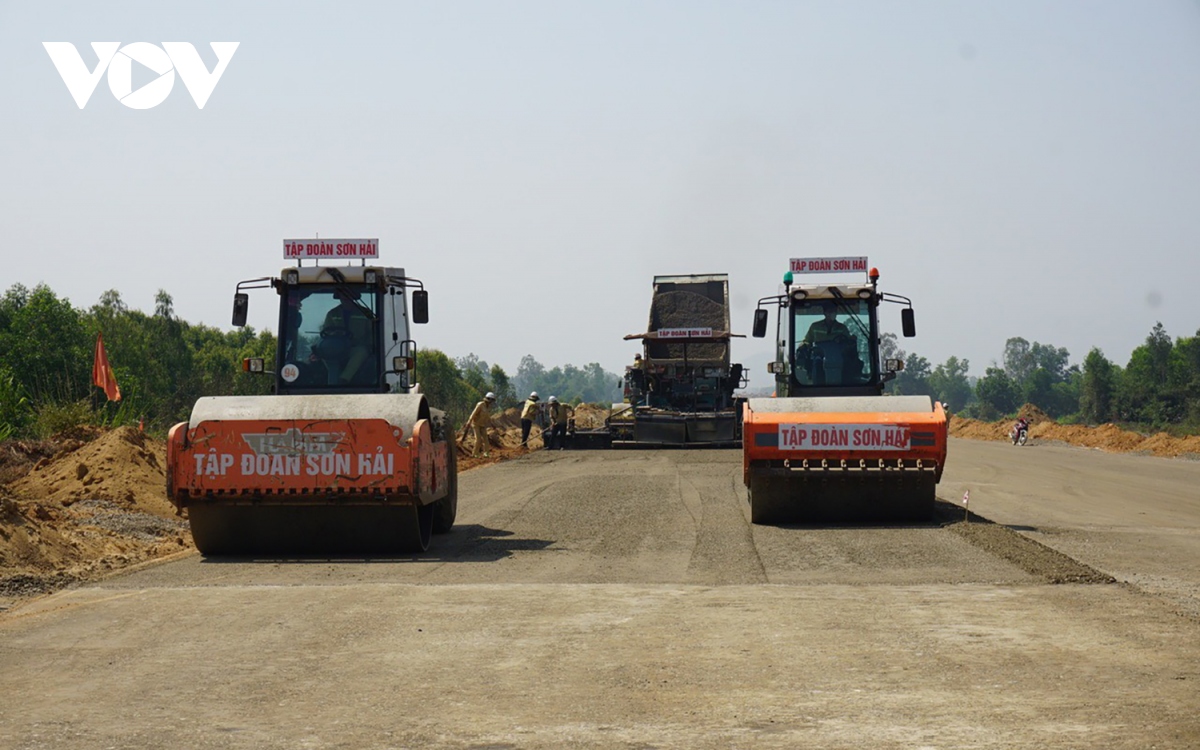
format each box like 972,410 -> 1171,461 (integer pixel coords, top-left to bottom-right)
1012,416 -> 1030,443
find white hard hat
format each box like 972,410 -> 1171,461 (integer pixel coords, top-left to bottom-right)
530,391 -> 539,399
548,396 -> 558,403
485,392 -> 496,400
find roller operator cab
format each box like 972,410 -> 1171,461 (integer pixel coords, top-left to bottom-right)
743,258 -> 948,523
233,263 -> 429,395
166,239 -> 456,555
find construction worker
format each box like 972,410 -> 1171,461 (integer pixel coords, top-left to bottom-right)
462,392 -> 496,458
520,391 -> 540,448
315,290 -> 375,385
799,302 -> 859,386
803,302 -> 852,346
547,395 -> 574,450
626,353 -> 649,404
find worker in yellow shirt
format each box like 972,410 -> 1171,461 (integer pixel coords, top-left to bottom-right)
461,392 -> 496,457
547,396 -> 574,450
520,392 -> 541,448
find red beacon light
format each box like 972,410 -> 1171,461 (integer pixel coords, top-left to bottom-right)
869,267 -> 880,283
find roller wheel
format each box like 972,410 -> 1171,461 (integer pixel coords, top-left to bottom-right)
398,502 -> 434,553
187,504 -> 239,555
187,503 -> 436,556
900,479 -> 937,522
748,474 -> 789,525
433,445 -> 458,534
744,472 -> 937,526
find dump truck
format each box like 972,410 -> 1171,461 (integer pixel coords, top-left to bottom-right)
605,273 -> 747,446
165,239 -> 456,554
742,258 -> 948,522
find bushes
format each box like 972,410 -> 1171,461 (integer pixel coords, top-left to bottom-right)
415,350 -> 481,429
0,285 -> 275,439
0,366 -> 30,441
28,399 -> 98,439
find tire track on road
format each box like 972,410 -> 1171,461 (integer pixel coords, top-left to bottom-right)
682,467 -> 767,585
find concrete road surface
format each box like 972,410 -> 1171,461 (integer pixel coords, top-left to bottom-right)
2,439 -> 1198,749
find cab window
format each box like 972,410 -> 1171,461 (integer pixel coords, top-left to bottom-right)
280,286 -> 380,389
792,299 -> 875,386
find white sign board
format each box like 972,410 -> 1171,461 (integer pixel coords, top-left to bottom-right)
283,239 -> 379,260
790,257 -> 869,275
778,423 -> 910,451
658,327 -> 715,338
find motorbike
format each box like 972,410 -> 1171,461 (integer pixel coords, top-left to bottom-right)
1010,422 -> 1029,446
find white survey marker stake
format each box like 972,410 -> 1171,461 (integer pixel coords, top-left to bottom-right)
43,42 -> 239,109
963,490 -> 970,507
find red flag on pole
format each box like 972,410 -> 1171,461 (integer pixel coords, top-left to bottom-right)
92,332 -> 122,402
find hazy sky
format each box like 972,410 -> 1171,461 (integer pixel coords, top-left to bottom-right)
3,1 -> 1199,386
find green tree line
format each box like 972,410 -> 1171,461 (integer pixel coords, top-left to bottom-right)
0,284 -> 275,439
0,283 -> 621,440
884,324 -> 1200,430
2,282 -> 1190,437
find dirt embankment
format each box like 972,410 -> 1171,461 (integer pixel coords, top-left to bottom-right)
0,427 -> 191,601
950,404 -> 1200,459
